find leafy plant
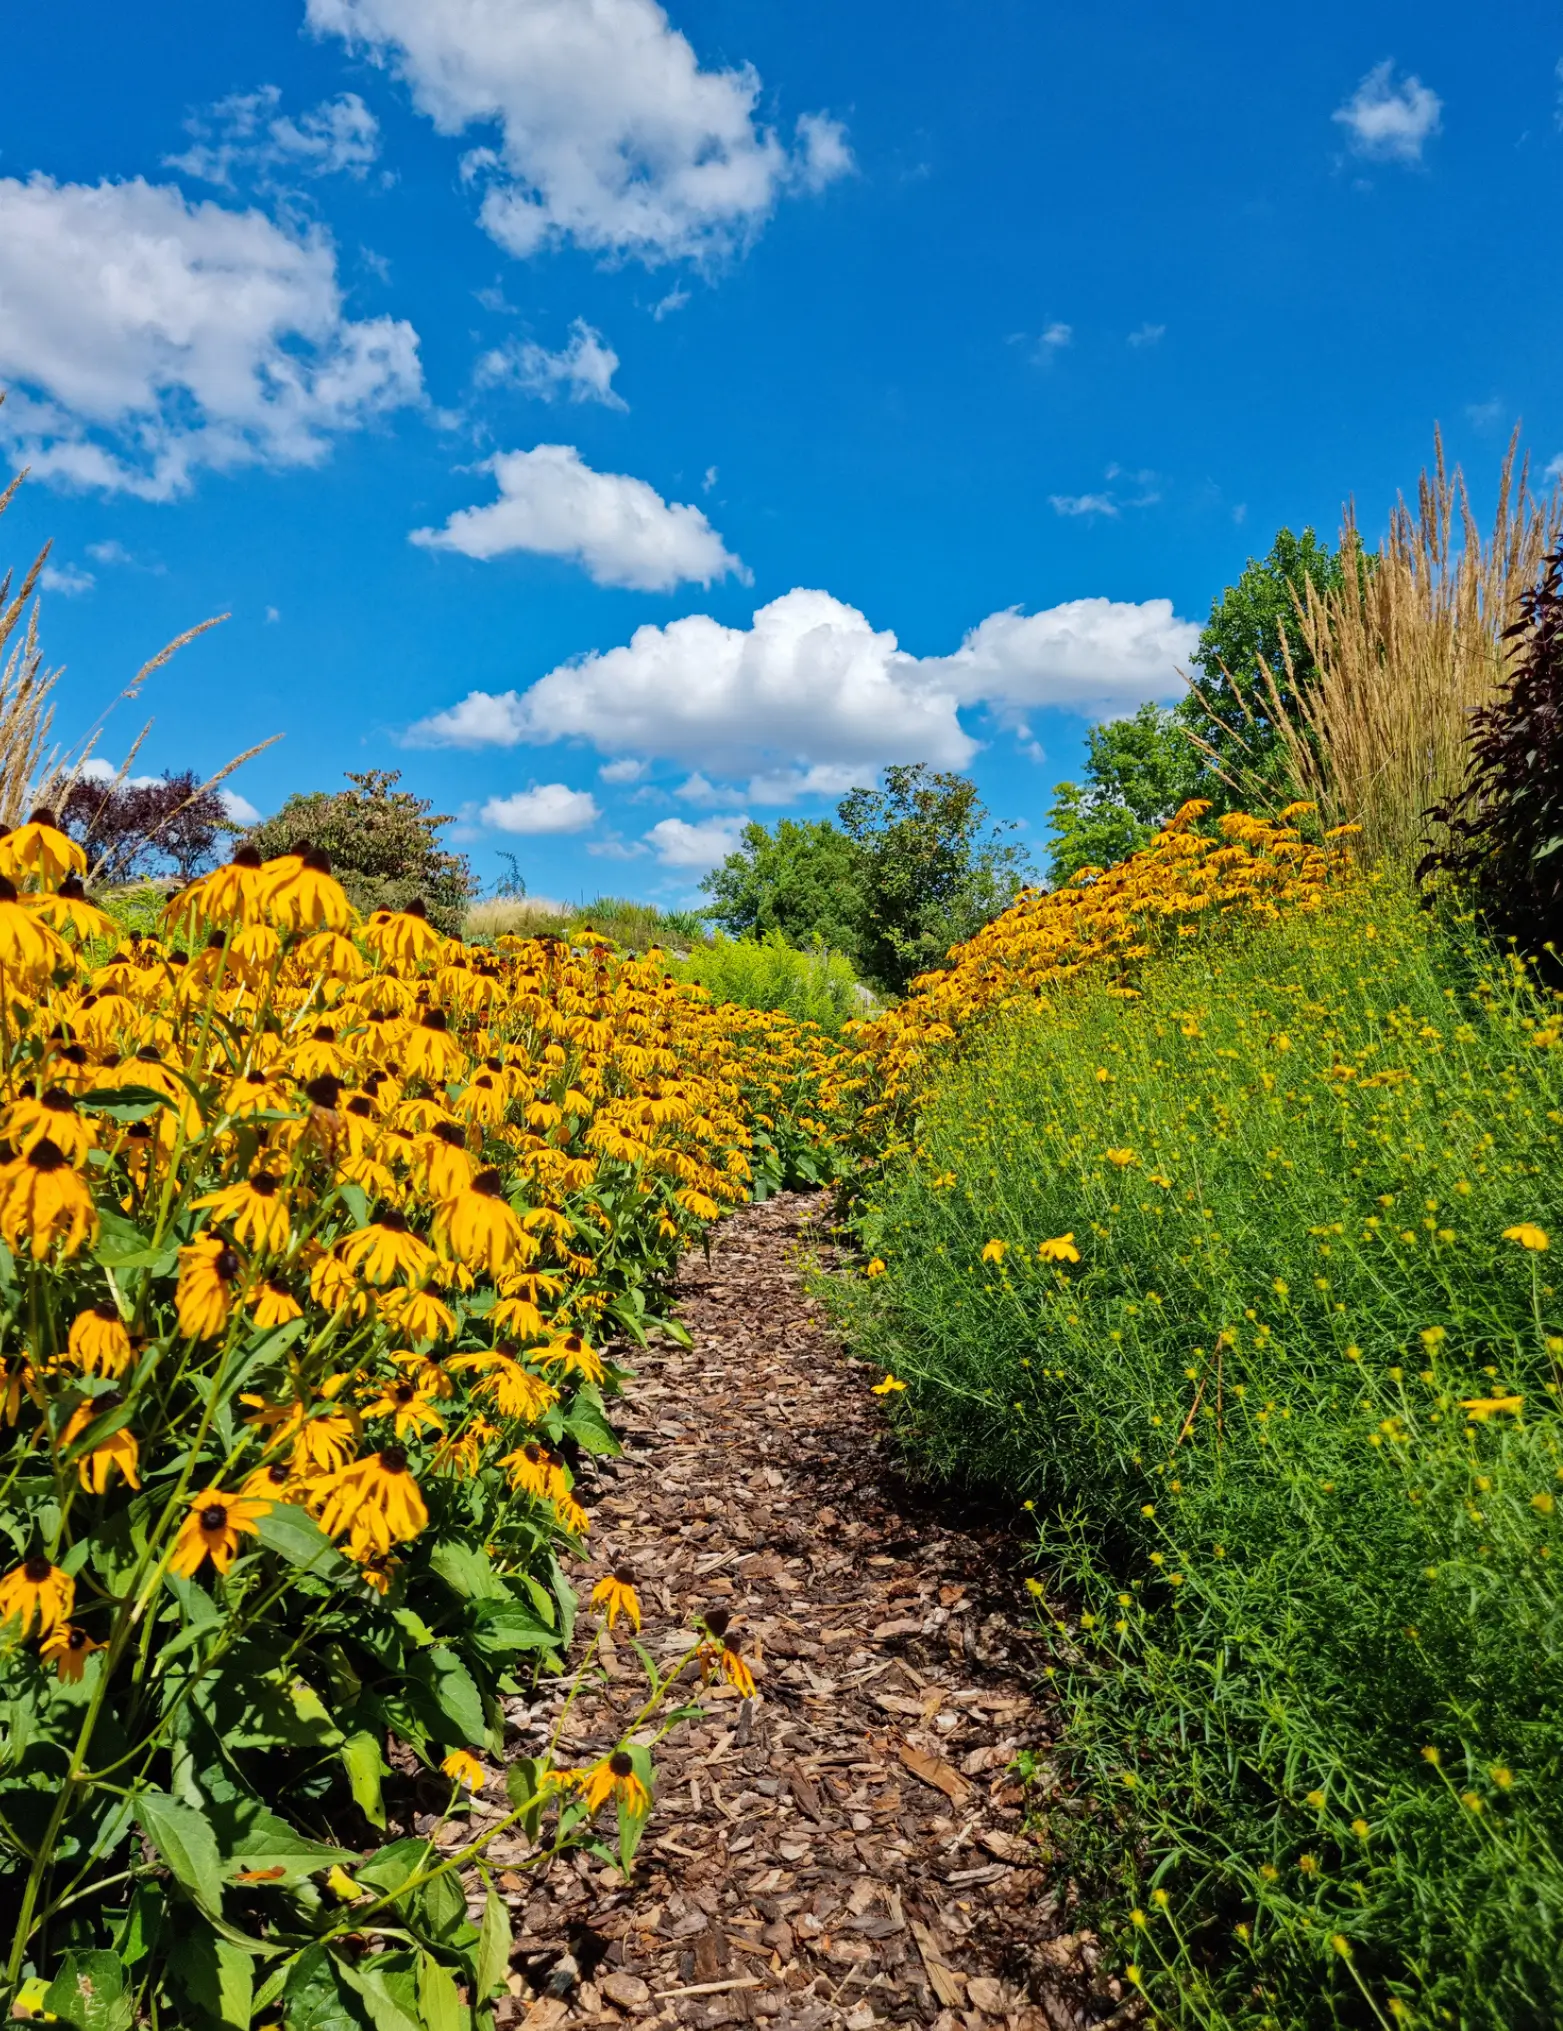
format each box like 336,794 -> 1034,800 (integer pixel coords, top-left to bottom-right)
1046,704 -> 1206,884
245,769 -> 476,933
667,930 -> 865,1032
701,818 -> 863,955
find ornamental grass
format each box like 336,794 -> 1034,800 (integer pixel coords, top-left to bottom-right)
0,815 -> 849,2023
839,872 -> 1563,2028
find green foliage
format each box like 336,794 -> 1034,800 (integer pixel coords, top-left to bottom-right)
1046,704 -> 1206,884
834,883 -> 1563,2028
700,818 -> 863,953
245,769 -> 475,933
1183,525 -> 1346,799
666,931 -> 864,1032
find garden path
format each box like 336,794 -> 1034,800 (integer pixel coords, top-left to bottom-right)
461,1194 -> 1125,2031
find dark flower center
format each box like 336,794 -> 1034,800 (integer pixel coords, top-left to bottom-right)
200,1505 -> 228,1532
485,1056 -> 504,1073
312,1024 -> 336,1043
41,1088 -> 75,1114
58,875 -> 86,901
266,1463 -> 289,1486
433,1123 -> 465,1149
303,848 -> 333,874
305,1074 -> 344,1109
27,807 -> 57,829
613,1566 -> 635,1586
403,898 -> 428,920
346,1095 -> 373,1118
473,1170 -> 503,1198
231,845 -> 263,870
23,1555 -> 51,1583
0,875 -> 22,905
609,1751 -> 634,1778
421,1009 -> 448,1033
27,1139 -> 67,1172
215,1247 -> 241,1282
392,1384 -> 415,1405
66,1627 -> 88,1651
523,1444 -> 541,1464
378,1209 -> 410,1234
91,1302 -> 119,1324
379,1446 -> 409,1475
248,1172 -> 280,1198
703,1607 -> 731,1638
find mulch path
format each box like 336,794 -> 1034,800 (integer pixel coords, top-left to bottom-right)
448,1194 -> 1131,2031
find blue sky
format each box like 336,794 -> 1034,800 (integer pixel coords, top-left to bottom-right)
2,0 -> 1559,905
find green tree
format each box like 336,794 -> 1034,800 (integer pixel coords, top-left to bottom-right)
244,768 -> 476,933
700,818 -> 863,954
837,764 -> 1033,992
1046,702 -> 1204,884
1179,525 -> 1344,799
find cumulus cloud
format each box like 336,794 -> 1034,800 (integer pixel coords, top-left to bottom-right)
481,782 -> 600,833
646,813 -> 748,869
406,586 -> 1199,791
475,318 -> 626,408
305,0 -> 850,263
40,562 -> 94,596
410,444 -> 744,591
0,176 -> 422,499
598,756 -> 647,783
1333,61 -> 1442,163
168,85 -> 381,185
219,788 -> 262,825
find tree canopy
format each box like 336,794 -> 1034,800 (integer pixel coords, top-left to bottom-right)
244,768 -> 475,932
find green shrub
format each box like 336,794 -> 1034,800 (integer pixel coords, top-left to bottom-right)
666,931 -> 864,1031
245,769 -> 475,933
834,881 -> 1563,2029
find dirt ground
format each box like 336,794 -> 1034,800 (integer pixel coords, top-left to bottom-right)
448,1193 -> 1132,2031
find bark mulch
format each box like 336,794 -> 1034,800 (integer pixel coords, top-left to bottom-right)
449,1193 -> 1133,2031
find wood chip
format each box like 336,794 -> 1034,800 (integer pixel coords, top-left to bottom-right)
897,1741 -> 975,1805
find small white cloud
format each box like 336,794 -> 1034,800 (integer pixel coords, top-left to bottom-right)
1465,397 -> 1505,432
264,605 -> 281,623
651,286 -> 690,321
41,562 -> 94,596
645,813 -> 748,869
1050,492 -> 1119,518
77,757 -> 163,789
674,772 -> 746,807
168,85 -> 381,185
793,112 -> 854,192
219,787 -> 262,825
1127,322 -> 1165,347
702,465 -> 718,492
85,538 -> 132,566
307,0 -> 849,263
1034,321 -> 1072,363
1233,503 -> 1248,526
598,756 -> 647,783
410,444 -> 745,592
1333,61 -> 1442,164
475,318 -> 626,410
481,782 -> 600,833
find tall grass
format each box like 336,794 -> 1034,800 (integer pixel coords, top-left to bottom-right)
667,931 -> 865,1032
0,474 -> 60,825
1267,434 -> 1561,866
464,894 -> 711,950
835,881 -> 1563,2028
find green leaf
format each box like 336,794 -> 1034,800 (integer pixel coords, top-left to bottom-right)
281,1945 -> 361,2031
560,1383 -> 621,1457
254,1501 -> 355,1580
135,1789 -> 225,1916
169,1923 -> 254,2029
42,1950 -> 133,2031
475,1887 -> 511,2003
221,1800 -> 351,1887
342,1729 -> 388,1829
416,1953 -> 464,2031
429,1538 -> 511,1602
411,1646 -> 485,1745
355,1836 -> 432,1902
77,1084 -> 175,1122
617,1742 -> 656,1878
413,1867 -> 468,1946
468,1599 -> 558,1658
335,1954 -> 426,2031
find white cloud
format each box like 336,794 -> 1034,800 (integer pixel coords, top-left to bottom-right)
1464,397 -> 1505,432
77,757 -> 163,790
306,0 -> 850,263
0,176 -> 423,500
85,539 -> 132,566
481,782 -> 600,833
651,286 -> 690,320
1050,492 -> 1119,518
219,788 -> 262,825
40,562 -> 94,596
1545,454 -> 1563,487
1333,61 -> 1442,164
702,465 -> 718,492
410,444 -> 744,591
406,586 -> 1199,787
646,813 -> 748,869
598,756 -> 647,783
168,85 -> 382,185
1127,322 -> 1165,347
264,605 -> 281,623
475,318 -> 625,408
1034,321 -> 1072,363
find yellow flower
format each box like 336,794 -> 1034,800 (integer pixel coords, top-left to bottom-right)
4,1086 -> 93,1165
864,1256 -> 886,1277
378,1284 -> 457,1344
60,1401 -> 140,1493
359,1374 -> 447,1441
577,1750 -> 650,1818
435,1170 -> 525,1275
65,1304 -> 134,1378
0,807 -> 86,885
1038,1233 -> 1080,1263
176,1235 -> 244,1339
1503,1223 -> 1549,1252
339,1211 -> 437,1287
260,845 -> 355,932
1104,1148 -> 1137,1168
871,1372 -> 908,1395
981,1239 -> 1008,1263
531,1332 -> 605,1386
316,1446 -> 429,1555
192,1171 -> 292,1254
169,1487 -> 273,1577
249,1278 -> 303,1328
0,1139 -> 99,1259
1461,1394 -> 1523,1423
0,1556 -> 75,1639
40,1623 -> 104,1682
364,902 -> 445,970
441,1748 -> 487,1791
591,1568 -> 642,1630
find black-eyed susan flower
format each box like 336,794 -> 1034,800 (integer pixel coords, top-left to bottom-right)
193,1170 -> 292,1254
413,1124 -> 476,1200
531,1331 -> 604,1386
164,842 -> 264,933
577,1750 -> 650,1818
377,1284 -> 456,1344
61,1400 -> 140,1493
591,1567 -> 642,1631
249,1277 -> 303,1328
176,1235 -> 244,1339
401,1008 -> 466,1084
359,1373 -> 446,1441
261,844 -> 355,933
441,1748 -> 487,1791
0,1138 -> 98,1259
364,900 -> 444,970
65,1303 -> 133,1378
316,1446 -> 429,1556
241,1459 -> 296,1504
0,808 -> 85,886
40,1623 -> 104,1682
436,1170 -> 525,1275
0,1556 -> 75,1638
169,1486 -> 273,1577
449,1349 -> 558,1422
309,1243 -> 372,1319
340,1210 -> 437,1287
5,1086 -> 93,1164
31,875 -> 115,942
